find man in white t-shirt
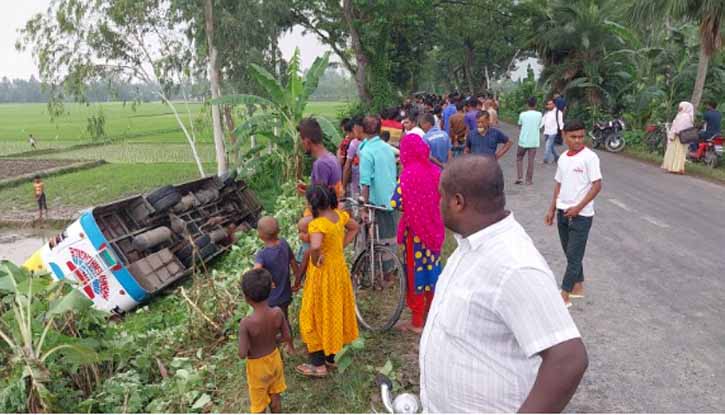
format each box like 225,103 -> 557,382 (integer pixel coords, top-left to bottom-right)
540,99 -> 564,163
545,120 -> 602,308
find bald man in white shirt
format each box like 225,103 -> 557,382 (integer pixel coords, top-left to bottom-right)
420,155 -> 588,413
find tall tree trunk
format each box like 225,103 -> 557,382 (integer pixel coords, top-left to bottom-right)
204,0 -> 227,176
343,0 -> 371,105
463,39 -> 475,95
690,42 -> 710,109
483,65 -> 491,92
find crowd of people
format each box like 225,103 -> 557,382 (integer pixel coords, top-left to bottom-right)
236,91 -> 606,413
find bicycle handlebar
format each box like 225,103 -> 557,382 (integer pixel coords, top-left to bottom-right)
343,197 -> 393,212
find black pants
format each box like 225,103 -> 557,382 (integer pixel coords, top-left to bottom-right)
309,351 -> 336,367
37,193 -> 48,211
557,210 -> 593,292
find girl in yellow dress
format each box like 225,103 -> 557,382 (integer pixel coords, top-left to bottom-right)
296,185 -> 359,377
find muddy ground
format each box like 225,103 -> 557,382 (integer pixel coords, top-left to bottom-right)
0,159 -> 80,180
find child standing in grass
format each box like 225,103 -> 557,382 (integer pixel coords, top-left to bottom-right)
254,216 -> 299,346
296,185 -> 359,378
33,175 -> 48,221
238,269 -> 291,413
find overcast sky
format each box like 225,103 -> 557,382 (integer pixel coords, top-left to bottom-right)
1,1 -> 333,79
2,1 -> 535,81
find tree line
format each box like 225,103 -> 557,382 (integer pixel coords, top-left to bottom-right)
17,0 -> 725,171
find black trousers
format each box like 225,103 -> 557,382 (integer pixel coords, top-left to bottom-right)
557,210 -> 593,292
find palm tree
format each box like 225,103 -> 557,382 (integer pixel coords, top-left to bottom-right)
528,0 -> 628,109
631,0 -> 725,108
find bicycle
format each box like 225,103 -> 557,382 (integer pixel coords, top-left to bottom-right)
344,198 -> 406,332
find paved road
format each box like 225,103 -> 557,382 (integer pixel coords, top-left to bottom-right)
495,122 -> 725,412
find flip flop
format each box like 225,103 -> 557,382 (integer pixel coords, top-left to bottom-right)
515,180 -> 523,185
295,363 -> 328,378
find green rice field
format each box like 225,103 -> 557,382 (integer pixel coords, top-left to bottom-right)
0,101 -> 346,217
0,101 -> 345,158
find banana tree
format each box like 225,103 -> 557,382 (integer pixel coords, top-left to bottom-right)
0,261 -> 100,412
212,48 -> 341,181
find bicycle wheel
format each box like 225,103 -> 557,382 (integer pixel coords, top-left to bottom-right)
350,244 -> 406,332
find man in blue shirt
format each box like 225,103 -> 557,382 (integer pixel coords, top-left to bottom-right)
554,93 -> 567,114
442,93 -> 458,133
420,112 -> 452,167
464,97 -> 482,134
358,114 -> 398,274
465,111 -> 513,160
699,100 -> 722,140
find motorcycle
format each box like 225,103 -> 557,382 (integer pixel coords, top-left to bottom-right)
376,374 -> 420,413
688,135 -> 724,168
589,118 -> 626,153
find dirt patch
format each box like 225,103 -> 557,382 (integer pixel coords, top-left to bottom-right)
0,159 -> 80,180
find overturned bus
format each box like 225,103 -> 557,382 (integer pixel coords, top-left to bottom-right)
24,173 -> 262,313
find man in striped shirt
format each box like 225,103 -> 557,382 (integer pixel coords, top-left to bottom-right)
420,155 -> 588,413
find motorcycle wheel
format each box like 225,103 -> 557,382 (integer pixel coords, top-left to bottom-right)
605,134 -> 626,153
704,150 -> 718,168
589,131 -> 602,149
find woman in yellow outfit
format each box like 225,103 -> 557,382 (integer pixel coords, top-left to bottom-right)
296,185 -> 360,377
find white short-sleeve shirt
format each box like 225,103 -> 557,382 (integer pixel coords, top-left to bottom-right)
554,147 -> 602,217
419,213 -> 581,413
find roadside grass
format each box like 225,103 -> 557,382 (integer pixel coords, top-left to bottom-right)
0,162 -> 212,214
624,145 -> 725,183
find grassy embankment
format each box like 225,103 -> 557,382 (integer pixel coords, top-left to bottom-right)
0,101 -> 345,216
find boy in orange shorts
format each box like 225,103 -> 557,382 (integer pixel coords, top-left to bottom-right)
239,269 -> 292,413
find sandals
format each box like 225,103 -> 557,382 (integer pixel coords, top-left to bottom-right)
515,179 -> 523,185
295,363 -> 328,378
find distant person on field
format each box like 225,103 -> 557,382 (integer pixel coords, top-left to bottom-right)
33,175 -> 47,221
545,120 -> 602,308
516,97 -> 543,185
464,111 -> 513,160
254,216 -> 300,352
238,268 -> 292,413
29,134 -> 37,150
